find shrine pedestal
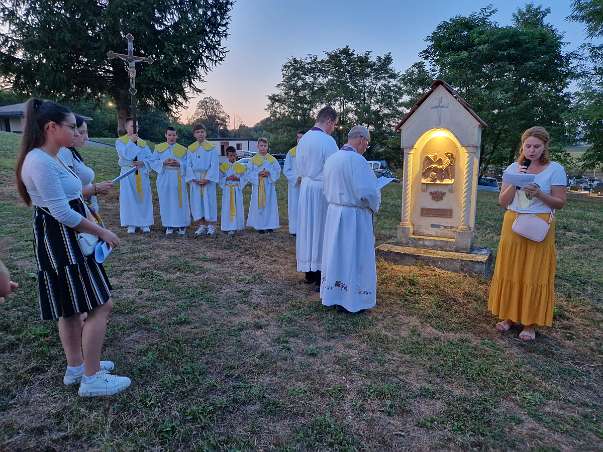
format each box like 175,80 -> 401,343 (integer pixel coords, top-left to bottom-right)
376,243 -> 493,277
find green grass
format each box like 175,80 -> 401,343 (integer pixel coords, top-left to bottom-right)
0,131 -> 601,450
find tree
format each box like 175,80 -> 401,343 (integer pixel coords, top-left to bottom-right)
0,0 -> 233,131
569,0 -> 603,170
189,96 -> 229,137
267,46 -> 405,155
415,5 -> 574,172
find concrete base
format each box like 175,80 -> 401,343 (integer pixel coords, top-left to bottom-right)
376,243 -> 493,277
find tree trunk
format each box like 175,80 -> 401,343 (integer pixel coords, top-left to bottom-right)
117,103 -> 129,137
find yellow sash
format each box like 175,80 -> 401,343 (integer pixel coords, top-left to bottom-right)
229,186 -> 236,220
258,176 -> 266,209
120,135 -> 146,201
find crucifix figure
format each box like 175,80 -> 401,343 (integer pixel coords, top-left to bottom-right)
107,33 -> 153,134
431,96 -> 449,126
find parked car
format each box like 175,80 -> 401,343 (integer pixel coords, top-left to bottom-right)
237,157 -> 251,169
477,176 -> 500,192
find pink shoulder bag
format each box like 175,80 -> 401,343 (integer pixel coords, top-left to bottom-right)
511,211 -> 554,242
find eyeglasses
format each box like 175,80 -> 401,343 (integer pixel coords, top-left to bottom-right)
61,122 -> 77,131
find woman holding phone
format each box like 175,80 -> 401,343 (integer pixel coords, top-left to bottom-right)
488,126 -> 567,341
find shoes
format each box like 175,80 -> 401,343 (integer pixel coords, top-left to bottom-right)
64,361 -> 115,385
127,226 -> 136,234
142,226 -> 151,233
227,230 -> 236,236
207,225 -> 216,236
194,225 -> 207,236
78,372 -> 131,397
165,227 -> 174,235
177,228 -> 186,236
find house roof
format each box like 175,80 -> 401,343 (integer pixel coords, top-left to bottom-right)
394,80 -> 487,132
0,102 -> 93,121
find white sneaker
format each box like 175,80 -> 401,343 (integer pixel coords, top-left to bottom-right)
64,361 -> 115,385
127,226 -> 136,234
194,225 -> 207,236
165,227 -> 174,235
142,226 -> 151,233
207,225 -> 216,236
227,230 -> 236,236
78,372 -> 131,397
177,228 -> 186,236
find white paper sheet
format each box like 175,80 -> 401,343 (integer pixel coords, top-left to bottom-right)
376,177 -> 395,191
111,167 -> 137,184
502,171 -> 535,188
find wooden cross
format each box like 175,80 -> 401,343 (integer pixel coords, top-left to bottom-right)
431,96 -> 449,126
107,33 -> 153,133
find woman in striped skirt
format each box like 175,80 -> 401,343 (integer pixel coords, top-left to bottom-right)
16,98 -> 131,397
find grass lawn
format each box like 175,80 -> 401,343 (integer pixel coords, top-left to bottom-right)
0,131 -> 601,450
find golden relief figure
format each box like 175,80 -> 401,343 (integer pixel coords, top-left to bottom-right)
421,152 -> 455,184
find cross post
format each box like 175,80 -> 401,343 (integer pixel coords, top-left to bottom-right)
107,33 -> 153,134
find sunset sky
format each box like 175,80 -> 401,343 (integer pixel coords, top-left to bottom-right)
178,0 -> 588,127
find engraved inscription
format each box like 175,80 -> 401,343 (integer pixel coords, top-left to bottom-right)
421,208 -> 453,218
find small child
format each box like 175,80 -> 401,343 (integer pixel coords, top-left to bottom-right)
219,146 -> 248,234
246,138 -> 281,233
186,124 -> 220,236
151,127 -> 191,235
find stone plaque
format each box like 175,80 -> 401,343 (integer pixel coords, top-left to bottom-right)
421,208 -> 453,218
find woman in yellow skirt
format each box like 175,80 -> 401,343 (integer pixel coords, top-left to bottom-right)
488,126 -> 567,341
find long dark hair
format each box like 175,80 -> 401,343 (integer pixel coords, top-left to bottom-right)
15,98 -> 72,205
68,114 -> 86,162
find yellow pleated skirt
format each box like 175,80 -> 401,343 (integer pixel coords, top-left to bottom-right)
488,210 -> 557,327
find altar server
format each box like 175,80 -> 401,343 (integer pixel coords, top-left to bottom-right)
219,146 -> 248,234
247,138 -> 281,233
115,118 -> 155,233
186,124 -> 220,236
321,126 -> 380,312
151,127 -> 191,235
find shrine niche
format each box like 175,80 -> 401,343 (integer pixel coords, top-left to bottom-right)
394,80 -> 487,252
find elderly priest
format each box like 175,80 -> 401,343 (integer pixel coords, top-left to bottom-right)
320,125 -> 381,313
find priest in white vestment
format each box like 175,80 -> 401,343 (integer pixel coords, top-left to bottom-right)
295,106 -> 338,287
321,126 -> 380,313
186,125 -> 220,236
283,131 -> 304,235
150,127 -> 191,235
115,119 -> 156,233
247,138 -> 281,232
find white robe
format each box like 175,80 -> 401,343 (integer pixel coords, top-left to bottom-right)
115,137 -> 155,227
320,148 -> 381,312
295,128 -> 338,272
150,144 -> 191,228
186,142 -> 220,222
283,147 -> 300,234
219,161 -> 248,231
246,154 -> 281,230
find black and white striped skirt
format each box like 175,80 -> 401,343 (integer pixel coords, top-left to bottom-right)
33,199 -> 112,320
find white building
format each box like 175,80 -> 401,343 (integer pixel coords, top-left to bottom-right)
0,102 -> 92,133
207,138 -> 258,157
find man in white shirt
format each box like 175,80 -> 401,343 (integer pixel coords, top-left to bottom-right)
295,106 -> 338,289
321,126 -> 380,313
